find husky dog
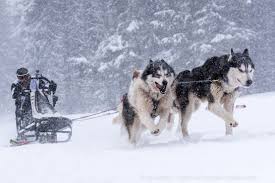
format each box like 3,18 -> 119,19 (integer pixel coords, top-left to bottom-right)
113,59 -> 175,144
173,48 -> 255,136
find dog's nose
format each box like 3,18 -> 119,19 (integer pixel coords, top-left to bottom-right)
162,80 -> 167,86
246,80 -> 253,86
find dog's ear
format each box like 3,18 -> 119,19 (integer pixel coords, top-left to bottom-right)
132,69 -> 140,79
142,61 -> 154,80
243,48 -> 249,56
228,48 -> 234,62
230,48 -> 235,56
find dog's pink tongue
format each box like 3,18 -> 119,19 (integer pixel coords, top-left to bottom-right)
155,82 -> 162,90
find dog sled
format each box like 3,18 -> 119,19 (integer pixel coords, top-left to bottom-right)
11,71 -> 72,146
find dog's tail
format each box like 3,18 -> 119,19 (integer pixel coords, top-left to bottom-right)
112,103 -> 123,124
112,115 -> 121,124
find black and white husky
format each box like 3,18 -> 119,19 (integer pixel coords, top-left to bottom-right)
173,48 -> 255,136
113,59 -> 175,144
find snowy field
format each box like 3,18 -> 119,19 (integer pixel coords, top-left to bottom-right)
0,92 -> 275,183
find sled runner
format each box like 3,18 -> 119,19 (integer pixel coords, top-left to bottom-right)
11,70 -> 72,145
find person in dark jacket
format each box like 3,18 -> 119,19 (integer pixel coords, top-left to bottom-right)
11,68 -> 33,139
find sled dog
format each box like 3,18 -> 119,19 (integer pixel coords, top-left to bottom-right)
113,59 -> 175,144
173,48 -> 255,136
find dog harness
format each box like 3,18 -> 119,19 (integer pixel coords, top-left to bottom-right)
151,98 -> 159,118
122,93 -> 159,119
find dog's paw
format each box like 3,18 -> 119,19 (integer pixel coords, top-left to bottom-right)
229,121 -> 238,127
151,129 -> 160,136
182,131 -> 189,137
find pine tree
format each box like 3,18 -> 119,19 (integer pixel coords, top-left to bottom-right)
188,0 -> 255,65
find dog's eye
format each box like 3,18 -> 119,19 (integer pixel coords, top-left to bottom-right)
249,70 -> 253,73
165,73 -> 171,77
154,74 -> 161,78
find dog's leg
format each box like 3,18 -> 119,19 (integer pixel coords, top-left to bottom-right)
208,102 -> 238,127
135,94 -> 159,135
166,112 -> 175,131
177,94 -> 196,137
157,110 -> 169,133
129,119 -> 142,144
180,102 -> 194,137
209,84 -> 238,128
138,112 -> 159,135
223,94 -> 237,135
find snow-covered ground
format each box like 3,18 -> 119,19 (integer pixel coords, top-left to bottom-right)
1,92 -> 275,183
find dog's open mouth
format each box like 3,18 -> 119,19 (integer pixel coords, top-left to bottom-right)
155,82 -> 166,94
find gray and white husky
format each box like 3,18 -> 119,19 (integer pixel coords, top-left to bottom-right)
172,48 -> 255,136
113,59 -> 175,144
